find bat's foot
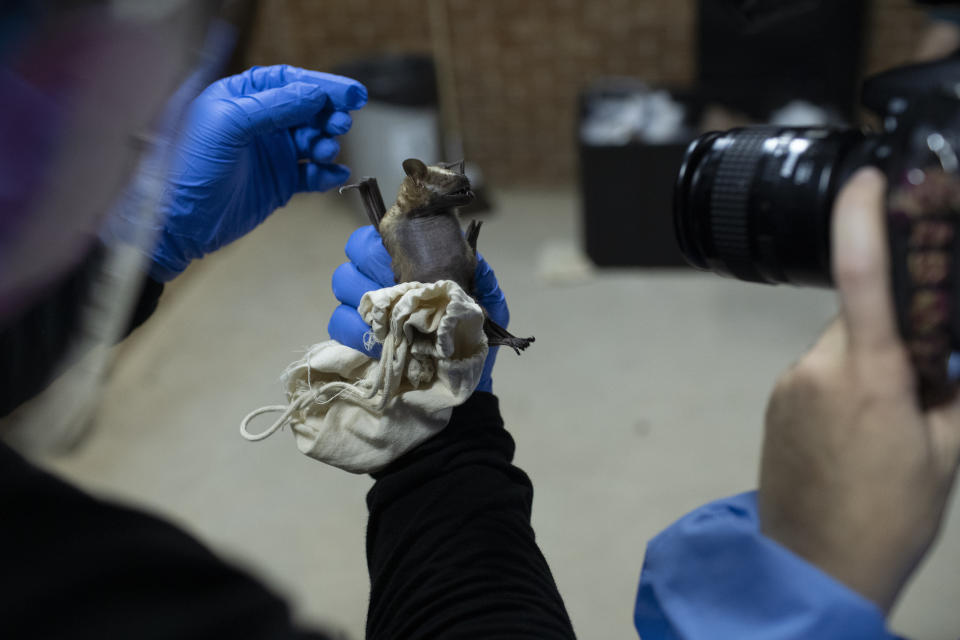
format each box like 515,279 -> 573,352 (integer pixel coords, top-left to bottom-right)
484,317 -> 535,355
491,335 -> 535,355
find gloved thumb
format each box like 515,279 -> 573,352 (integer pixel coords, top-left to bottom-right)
228,81 -> 331,138
474,254 -> 510,328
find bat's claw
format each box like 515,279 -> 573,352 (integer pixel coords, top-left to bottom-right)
483,316 -> 535,354
503,335 -> 535,355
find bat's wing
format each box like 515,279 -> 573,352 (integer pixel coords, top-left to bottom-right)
339,177 -> 387,230
465,219 -> 482,256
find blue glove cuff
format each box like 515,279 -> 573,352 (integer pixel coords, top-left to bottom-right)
635,491 -> 899,640
149,221 -> 196,282
475,345 -> 496,393
148,254 -> 187,282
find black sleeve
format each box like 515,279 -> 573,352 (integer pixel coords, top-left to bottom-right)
0,242 -> 164,417
0,442 -> 333,640
365,392 -> 576,639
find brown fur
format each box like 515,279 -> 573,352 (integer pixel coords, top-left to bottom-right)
378,160 -> 476,291
348,158 -> 535,353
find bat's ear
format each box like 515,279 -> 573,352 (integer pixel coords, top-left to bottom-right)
402,158 -> 428,182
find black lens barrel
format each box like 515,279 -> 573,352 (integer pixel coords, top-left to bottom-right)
707,129 -> 771,282
674,126 -> 868,287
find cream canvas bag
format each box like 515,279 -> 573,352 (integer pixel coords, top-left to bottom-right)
240,280 -> 487,473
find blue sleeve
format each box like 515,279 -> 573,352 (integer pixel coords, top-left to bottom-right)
634,491 -> 903,640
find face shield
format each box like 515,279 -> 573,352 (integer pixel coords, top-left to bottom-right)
0,0 -> 235,452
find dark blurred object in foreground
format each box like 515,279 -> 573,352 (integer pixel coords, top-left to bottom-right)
699,0 -> 864,121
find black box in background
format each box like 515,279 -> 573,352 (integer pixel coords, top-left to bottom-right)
579,89 -> 703,267
580,140 -> 690,267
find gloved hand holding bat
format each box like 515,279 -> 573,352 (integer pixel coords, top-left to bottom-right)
327,224 -> 510,394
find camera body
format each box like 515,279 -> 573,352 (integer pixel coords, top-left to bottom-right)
673,57 -> 960,402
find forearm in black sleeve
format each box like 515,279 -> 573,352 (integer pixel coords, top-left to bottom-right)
364,392 -> 576,640
0,441 -> 332,640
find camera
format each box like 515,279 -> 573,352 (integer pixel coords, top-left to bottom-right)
673,56 -> 960,403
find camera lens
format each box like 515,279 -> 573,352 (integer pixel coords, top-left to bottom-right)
674,126 -> 868,286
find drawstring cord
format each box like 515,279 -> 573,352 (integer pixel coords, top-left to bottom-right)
239,329 -> 406,441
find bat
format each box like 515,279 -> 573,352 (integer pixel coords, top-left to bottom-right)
340,158 -> 534,354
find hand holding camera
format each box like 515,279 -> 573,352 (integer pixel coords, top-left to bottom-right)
758,168 -> 960,612
675,56 -> 960,405
673,55 -> 960,613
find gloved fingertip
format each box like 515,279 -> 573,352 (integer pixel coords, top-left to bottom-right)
328,305 -> 382,358
325,110 -> 353,135
346,225 -> 370,254
331,262 -> 351,301
326,306 -> 340,339
328,304 -> 365,342
345,225 -> 394,286
292,126 -> 322,153
345,83 -> 368,110
359,224 -> 383,242
327,163 -> 350,184
300,162 -> 350,192
311,138 -> 342,164
346,226 -> 377,261
331,260 -> 381,307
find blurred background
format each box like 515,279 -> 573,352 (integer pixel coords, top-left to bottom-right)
244,0 -> 922,186
26,1 -> 960,639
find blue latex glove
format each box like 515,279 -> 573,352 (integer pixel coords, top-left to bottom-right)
328,225 -> 508,394
635,492 -> 902,640
150,65 -> 368,281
